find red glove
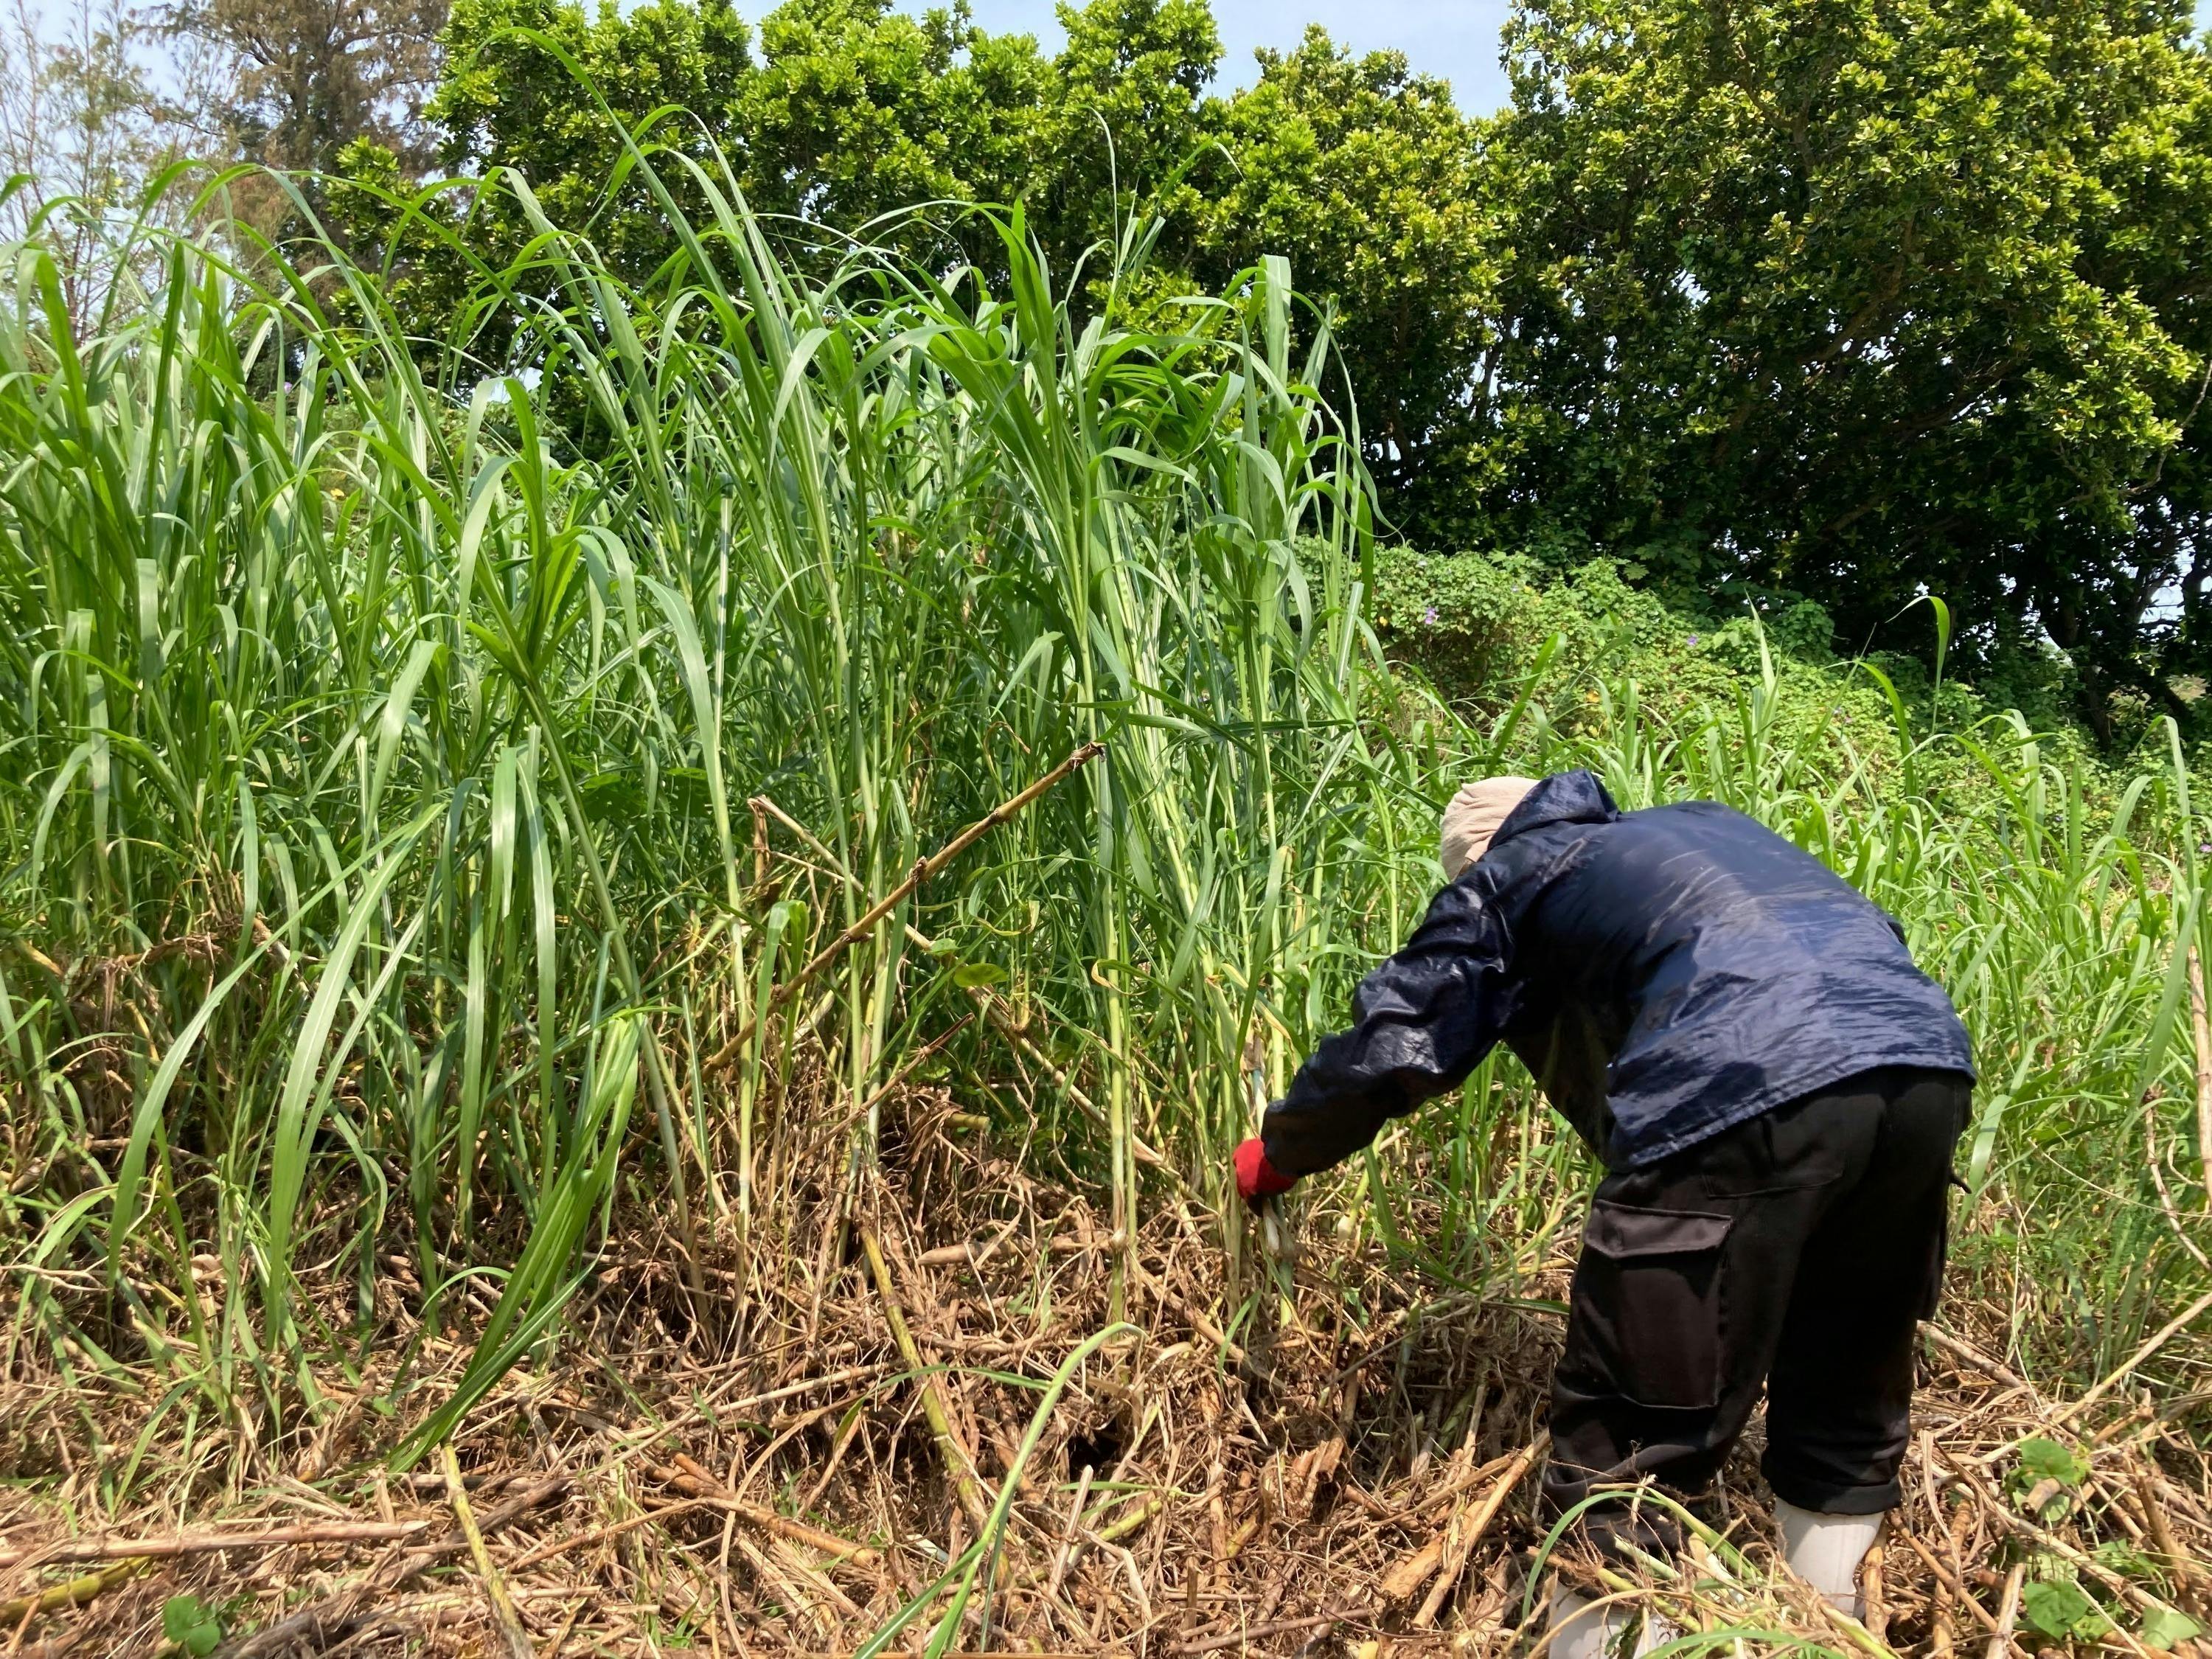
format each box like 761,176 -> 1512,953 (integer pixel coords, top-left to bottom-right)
1234,1137 -> 1296,1207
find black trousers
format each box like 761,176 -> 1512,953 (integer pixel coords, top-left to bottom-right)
1543,1066 -> 1970,1561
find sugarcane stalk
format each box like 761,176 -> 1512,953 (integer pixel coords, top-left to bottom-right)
1245,1034 -> 1295,1324
0,1557 -> 145,1625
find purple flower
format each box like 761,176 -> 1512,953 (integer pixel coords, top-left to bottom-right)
1687,634 -> 1700,646
1422,606 -> 1439,626
2199,841 -> 2211,856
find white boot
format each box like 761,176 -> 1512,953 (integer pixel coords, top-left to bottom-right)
1775,1498 -> 1882,1618
1548,1589 -> 1678,1659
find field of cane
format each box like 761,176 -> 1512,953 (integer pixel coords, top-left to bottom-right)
0,150 -> 2208,1658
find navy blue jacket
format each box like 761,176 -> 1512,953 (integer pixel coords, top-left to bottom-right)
1262,771 -> 1975,1174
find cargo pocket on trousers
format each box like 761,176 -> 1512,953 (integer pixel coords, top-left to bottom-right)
1564,1200 -> 1734,1411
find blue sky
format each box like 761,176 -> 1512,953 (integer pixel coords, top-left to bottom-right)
922,0 -> 2211,116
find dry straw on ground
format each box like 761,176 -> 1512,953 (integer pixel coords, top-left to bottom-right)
2,1079 -> 2207,1658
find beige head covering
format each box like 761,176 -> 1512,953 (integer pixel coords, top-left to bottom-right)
1439,776 -> 1538,878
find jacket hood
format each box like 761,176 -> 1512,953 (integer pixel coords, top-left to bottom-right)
1489,769 -> 1619,852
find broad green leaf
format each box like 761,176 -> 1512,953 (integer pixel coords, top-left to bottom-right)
2140,1605 -> 2202,1651
2014,1437 -> 2090,1489
2020,1579 -> 2096,1639
161,1594 -> 222,1656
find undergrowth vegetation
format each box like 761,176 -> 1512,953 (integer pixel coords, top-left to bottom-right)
0,142 -> 2205,1613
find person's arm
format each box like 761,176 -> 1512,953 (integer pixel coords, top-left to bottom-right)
1258,880 -> 1517,1180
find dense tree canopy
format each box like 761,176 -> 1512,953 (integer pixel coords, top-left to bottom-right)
1190,29 -> 1497,525
310,0 -> 2212,731
340,1 -> 1478,403
403,0 -> 1226,292
422,0 -> 754,283
1481,0 -> 2212,729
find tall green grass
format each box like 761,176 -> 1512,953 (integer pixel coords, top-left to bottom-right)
0,145 -> 2202,1474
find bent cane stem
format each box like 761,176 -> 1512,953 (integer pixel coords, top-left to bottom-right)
706,742 -> 1105,1075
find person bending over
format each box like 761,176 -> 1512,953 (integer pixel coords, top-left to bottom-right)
1234,771 -> 1974,1655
